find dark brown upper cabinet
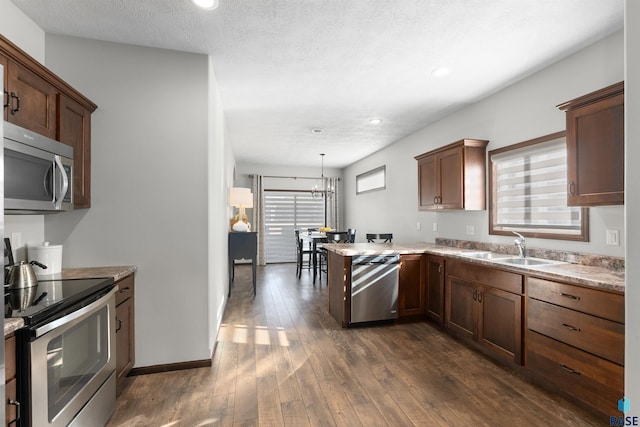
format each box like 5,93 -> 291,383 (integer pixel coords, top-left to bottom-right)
415,139 -> 489,211
1,34 -> 97,209
557,82 -> 624,206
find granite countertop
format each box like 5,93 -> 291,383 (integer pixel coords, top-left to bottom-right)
4,318 -> 24,336
323,242 -> 625,294
4,265 -> 136,337
60,265 -> 137,282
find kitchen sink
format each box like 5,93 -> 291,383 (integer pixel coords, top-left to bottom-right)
460,251 -> 512,260
460,251 -> 566,267
494,257 -> 565,266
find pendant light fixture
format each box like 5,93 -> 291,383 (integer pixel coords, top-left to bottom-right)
311,153 -> 335,199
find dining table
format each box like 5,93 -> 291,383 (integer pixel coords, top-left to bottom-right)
299,231 -> 328,284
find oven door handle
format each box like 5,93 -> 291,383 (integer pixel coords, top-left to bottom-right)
34,287 -> 117,338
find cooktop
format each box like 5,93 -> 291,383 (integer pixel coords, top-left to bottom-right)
5,277 -> 115,326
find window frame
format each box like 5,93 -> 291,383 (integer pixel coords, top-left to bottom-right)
488,131 -> 589,242
356,165 -> 386,195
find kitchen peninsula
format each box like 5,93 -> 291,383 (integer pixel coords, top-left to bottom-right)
324,240 -> 624,417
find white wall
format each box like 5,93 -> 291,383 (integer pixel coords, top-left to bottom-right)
0,0 -> 44,62
42,35 -> 219,367
344,30 -> 625,257
207,57 -> 234,353
625,0 -> 639,412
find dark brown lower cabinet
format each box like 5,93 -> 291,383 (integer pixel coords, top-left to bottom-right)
525,276 -> 624,417
398,254 -> 426,317
115,274 -> 135,395
5,334 -> 18,427
425,255 -> 445,324
445,260 -> 523,364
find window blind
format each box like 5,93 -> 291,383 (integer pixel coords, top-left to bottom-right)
492,136 -> 582,236
264,191 -> 325,263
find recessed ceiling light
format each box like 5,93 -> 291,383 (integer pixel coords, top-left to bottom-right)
311,128 -> 324,134
369,118 -> 383,125
191,0 -> 219,10
432,67 -> 451,77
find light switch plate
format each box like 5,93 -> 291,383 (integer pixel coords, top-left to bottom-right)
466,225 -> 475,235
432,222 -> 438,232
606,229 -> 619,246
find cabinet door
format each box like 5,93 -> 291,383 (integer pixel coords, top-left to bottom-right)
418,154 -> 439,210
478,286 -> 522,363
566,91 -> 624,206
398,254 -> 425,317
425,255 -> 445,324
7,59 -> 57,138
445,275 -> 476,339
438,146 -> 464,209
1,53 -> 8,121
116,297 -> 134,394
58,94 -> 92,208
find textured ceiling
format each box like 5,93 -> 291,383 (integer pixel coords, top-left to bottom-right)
9,0 -> 624,168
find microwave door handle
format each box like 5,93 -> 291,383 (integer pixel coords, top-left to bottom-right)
53,155 -> 69,210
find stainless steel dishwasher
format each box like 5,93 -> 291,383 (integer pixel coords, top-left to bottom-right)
350,255 -> 400,324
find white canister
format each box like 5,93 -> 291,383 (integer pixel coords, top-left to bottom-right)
28,242 -> 63,278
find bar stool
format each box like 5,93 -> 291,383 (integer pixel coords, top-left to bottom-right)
366,233 -> 393,243
295,229 -> 313,278
318,231 -> 351,283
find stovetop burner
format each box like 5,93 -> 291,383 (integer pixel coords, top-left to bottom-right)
5,277 -> 115,326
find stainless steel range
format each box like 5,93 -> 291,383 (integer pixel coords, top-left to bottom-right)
7,277 -> 116,427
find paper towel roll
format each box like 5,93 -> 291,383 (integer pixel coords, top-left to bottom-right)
28,242 -> 63,278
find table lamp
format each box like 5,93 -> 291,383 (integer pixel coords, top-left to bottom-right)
230,187 -> 254,232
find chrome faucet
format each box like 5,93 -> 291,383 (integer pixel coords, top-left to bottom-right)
513,231 -> 526,258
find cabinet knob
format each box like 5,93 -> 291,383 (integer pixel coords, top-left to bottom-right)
568,181 -> 576,196
115,317 -> 123,333
561,322 -> 581,332
8,399 -> 21,425
3,90 -> 9,109
560,364 -> 581,375
472,290 -> 477,301
10,92 -> 20,115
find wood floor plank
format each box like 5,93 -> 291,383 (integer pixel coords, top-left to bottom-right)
107,263 -> 604,426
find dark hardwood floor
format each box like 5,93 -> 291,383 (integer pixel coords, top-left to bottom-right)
107,263 -> 603,426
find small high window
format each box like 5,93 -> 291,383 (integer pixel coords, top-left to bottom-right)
489,132 -> 588,241
356,165 -> 386,194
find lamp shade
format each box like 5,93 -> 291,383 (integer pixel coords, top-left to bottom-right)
229,187 -> 254,208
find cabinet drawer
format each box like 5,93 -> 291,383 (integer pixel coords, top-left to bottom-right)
448,260 -> 523,294
528,277 -> 623,322
116,274 -> 135,306
527,298 -> 624,365
527,330 -> 622,415
4,335 -> 16,380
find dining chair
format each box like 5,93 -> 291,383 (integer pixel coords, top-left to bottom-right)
366,233 -> 393,243
295,229 -> 313,278
318,231 -> 351,283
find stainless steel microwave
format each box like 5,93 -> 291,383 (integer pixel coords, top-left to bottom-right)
4,121 -> 73,213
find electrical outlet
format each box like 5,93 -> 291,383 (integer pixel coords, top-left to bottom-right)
466,225 -> 475,235
606,229 -> 619,246
432,222 -> 438,232
416,222 -> 421,231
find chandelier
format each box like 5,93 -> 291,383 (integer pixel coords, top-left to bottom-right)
311,153 -> 335,199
